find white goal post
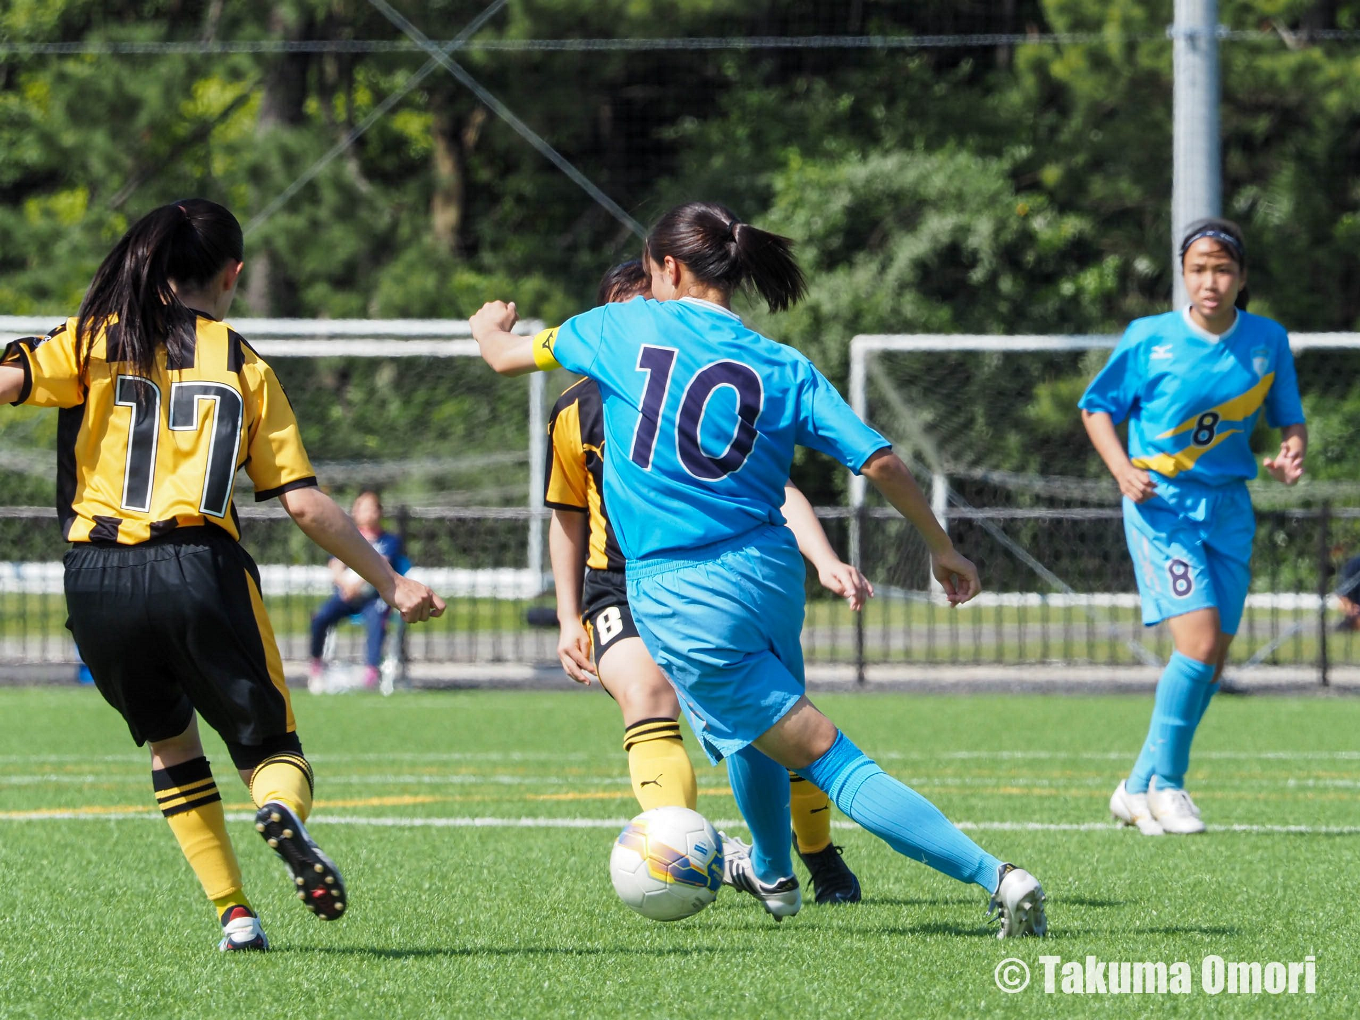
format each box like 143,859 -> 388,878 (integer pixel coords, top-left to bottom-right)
0,316 -> 549,573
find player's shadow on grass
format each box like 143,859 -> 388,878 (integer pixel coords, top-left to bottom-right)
1057,895 -> 1126,908
1136,924 -> 1240,937
860,896 -> 977,908
287,945 -> 725,959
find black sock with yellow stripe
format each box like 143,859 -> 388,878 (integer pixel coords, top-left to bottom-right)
623,718 -> 697,812
249,752 -> 315,822
153,757 -> 248,918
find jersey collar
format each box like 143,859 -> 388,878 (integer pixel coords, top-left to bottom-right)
1181,305 -> 1239,344
679,296 -> 742,321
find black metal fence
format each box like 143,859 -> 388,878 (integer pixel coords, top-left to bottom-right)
2,504 -> 1356,684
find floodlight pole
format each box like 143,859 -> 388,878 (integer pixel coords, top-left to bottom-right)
1170,0 -> 1222,308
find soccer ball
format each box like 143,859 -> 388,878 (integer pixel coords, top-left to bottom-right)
609,806 -> 724,921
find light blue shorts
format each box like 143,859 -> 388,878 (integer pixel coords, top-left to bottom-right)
626,525 -> 806,764
1123,477 -> 1255,635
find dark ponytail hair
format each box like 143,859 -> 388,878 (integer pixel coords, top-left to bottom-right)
1179,216 -> 1250,310
77,198 -> 243,381
596,259 -> 649,305
643,201 -> 807,313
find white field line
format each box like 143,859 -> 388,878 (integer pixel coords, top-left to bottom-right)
4,772 -> 1358,790
1,811 -> 1357,835
3,749 -> 1360,765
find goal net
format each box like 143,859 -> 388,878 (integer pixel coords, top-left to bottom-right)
849,333 -> 1360,681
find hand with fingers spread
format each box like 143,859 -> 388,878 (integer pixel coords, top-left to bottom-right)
1263,441 -> 1305,486
557,616 -> 597,684
932,548 -> 981,606
816,560 -> 875,612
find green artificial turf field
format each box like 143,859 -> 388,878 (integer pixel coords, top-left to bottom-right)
0,687 -> 1356,1019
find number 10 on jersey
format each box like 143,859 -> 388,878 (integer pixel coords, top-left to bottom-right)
628,345 -> 764,481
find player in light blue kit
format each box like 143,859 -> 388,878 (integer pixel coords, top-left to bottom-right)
473,201 -> 1046,937
1081,219 -> 1306,835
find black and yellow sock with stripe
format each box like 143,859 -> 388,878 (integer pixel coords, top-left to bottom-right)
152,757 -> 249,918
623,718 -> 697,812
790,770 -> 833,854
249,752 -> 315,822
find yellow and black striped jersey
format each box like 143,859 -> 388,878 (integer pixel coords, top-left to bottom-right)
2,315 -> 316,544
545,378 -> 624,572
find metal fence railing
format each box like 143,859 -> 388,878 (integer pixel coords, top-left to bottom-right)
1,505 -> 1356,685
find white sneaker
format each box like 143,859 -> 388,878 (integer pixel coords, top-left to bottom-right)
720,833 -> 801,921
1147,777 -> 1206,834
1110,780 -> 1164,835
987,864 -> 1048,938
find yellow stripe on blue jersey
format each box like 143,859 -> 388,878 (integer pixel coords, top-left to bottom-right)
1,316 -> 316,544
1079,308 -> 1305,485
545,377 -> 624,572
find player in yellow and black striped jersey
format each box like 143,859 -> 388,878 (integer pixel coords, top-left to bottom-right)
0,199 -> 443,952
545,261 -> 870,905
4,314 -> 314,544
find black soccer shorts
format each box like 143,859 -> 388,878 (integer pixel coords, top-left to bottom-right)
580,567 -> 640,661
64,526 -> 301,770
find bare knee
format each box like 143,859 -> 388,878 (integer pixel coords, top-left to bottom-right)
752,697 -> 837,771
598,639 -> 680,726
148,715 -> 205,770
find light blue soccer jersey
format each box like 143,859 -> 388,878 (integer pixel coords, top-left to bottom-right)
1079,308 -> 1305,485
538,296 -> 888,561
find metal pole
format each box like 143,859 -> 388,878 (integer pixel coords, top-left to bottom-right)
848,338 -> 868,685
1319,502 -> 1331,687
1170,0 -> 1221,308
527,372 -> 547,581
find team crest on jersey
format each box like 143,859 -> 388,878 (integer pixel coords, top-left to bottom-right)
1252,347 -> 1270,377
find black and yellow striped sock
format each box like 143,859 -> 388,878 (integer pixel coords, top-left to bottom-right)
790,770 -> 833,854
153,757 -> 249,918
623,718 -> 697,812
249,751 -> 315,822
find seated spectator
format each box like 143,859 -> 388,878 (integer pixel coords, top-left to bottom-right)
309,490 -> 405,687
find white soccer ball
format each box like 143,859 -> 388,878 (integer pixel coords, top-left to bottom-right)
609,806 -> 724,921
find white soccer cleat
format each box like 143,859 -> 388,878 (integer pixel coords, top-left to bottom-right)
987,864 -> 1048,938
1110,780 -> 1164,835
1147,777 -> 1206,834
718,831 -> 749,888
720,834 -> 801,921
217,908 -> 269,951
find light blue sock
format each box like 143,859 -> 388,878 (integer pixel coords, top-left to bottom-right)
798,731 -> 1003,892
1127,651 -> 1216,793
1197,680 -> 1219,725
725,745 -> 792,883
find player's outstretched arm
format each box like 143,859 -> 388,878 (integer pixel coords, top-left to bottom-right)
471,300 -> 539,376
0,363 -> 23,405
279,486 -> 445,623
549,509 -> 596,683
1264,423 -> 1307,485
1081,409 -> 1157,502
782,482 -> 873,611
860,449 -> 980,606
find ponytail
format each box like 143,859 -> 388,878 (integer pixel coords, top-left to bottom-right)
77,199 -> 243,382
644,201 -> 807,313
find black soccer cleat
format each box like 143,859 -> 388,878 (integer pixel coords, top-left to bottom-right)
795,838 -> 862,905
254,801 -> 347,921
